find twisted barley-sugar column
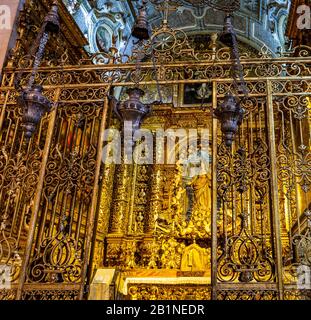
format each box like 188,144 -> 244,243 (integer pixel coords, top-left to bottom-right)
146,132 -> 164,234
109,142 -> 133,234
93,163 -> 116,234
146,164 -> 163,234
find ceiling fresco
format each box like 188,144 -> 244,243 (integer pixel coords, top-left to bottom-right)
62,0 -> 291,55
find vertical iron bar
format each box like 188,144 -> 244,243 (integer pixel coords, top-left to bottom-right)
0,91 -> 10,132
79,92 -> 110,300
0,74 -> 14,131
16,87 -> 61,300
211,81 -> 218,300
266,79 -> 284,300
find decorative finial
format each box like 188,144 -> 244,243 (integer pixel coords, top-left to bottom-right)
214,93 -> 244,147
132,0 -> 150,40
44,1 -> 60,33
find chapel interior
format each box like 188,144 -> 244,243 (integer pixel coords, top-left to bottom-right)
0,0 -> 310,300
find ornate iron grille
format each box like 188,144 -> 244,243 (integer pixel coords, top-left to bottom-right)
0,0 -> 310,301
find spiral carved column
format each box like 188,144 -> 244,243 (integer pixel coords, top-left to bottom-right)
109,162 -> 132,234
146,132 -> 163,234
146,165 -> 163,233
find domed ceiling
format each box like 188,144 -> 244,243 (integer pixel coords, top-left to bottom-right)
63,0 -> 291,55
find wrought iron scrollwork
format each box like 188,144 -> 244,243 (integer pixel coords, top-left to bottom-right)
217,213 -> 274,282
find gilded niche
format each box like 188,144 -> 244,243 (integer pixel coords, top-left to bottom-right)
154,143 -> 212,272
155,146 -> 212,239
104,128 -> 214,272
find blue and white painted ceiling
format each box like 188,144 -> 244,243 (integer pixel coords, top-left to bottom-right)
62,0 -> 291,54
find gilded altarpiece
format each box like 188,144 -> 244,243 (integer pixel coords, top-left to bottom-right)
0,0 -> 310,300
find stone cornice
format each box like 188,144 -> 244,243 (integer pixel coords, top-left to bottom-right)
55,0 -> 89,49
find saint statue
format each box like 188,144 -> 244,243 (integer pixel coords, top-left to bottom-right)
155,147 -> 212,239
188,167 -> 211,215
182,149 -> 212,223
